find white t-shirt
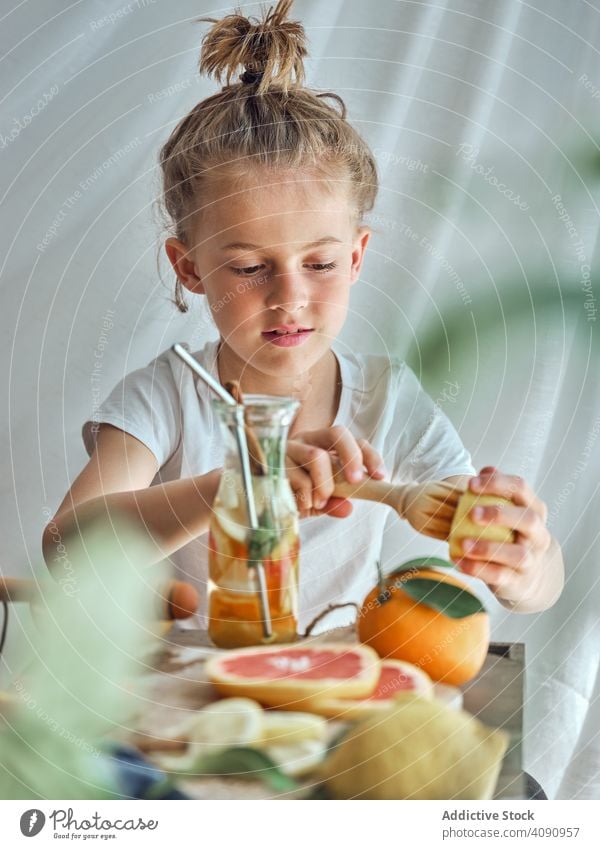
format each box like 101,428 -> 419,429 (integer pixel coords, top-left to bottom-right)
82,339 -> 475,631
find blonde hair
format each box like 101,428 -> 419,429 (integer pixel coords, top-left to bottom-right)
158,0 -> 378,312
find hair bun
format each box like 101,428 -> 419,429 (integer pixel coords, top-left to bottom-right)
199,0 -> 307,94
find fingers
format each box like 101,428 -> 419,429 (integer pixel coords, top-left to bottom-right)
455,545 -> 544,604
287,440 -> 336,508
454,557 -> 518,597
455,539 -> 532,572
286,447 -> 353,518
293,426 -> 386,484
467,503 -> 552,550
315,497 -> 353,519
286,463 -> 321,517
356,437 -> 387,480
456,469 -> 551,605
469,468 -> 548,523
287,428 -> 386,517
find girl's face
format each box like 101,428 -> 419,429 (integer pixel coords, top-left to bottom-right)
165,169 -> 370,380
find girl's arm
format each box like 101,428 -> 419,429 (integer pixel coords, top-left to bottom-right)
444,470 -> 564,613
43,424 -> 221,569
44,423 -> 388,572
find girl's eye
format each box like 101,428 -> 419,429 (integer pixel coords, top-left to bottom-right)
309,262 -> 337,272
230,261 -> 337,276
231,265 -> 264,276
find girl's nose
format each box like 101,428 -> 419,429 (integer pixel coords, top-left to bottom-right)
265,269 -> 309,312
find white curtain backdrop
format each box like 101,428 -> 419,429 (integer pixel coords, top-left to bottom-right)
1,0 -> 599,799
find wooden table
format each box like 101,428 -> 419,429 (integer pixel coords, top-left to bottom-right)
127,629 -> 526,800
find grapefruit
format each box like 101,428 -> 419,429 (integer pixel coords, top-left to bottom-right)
307,659 -> 433,720
205,643 -> 380,710
358,567 -> 489,686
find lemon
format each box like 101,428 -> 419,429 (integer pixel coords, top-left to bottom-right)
449,490 -> 514,560
213,505 -> 247,544
264,738 -> 327,777
186,697 -> 264,748
321,694 -> 509,800
152,697 -> 265,772
259,711 -> 327,746
159,697 -> 264,744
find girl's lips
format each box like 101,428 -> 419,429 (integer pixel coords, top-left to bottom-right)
261,329 -> 314,347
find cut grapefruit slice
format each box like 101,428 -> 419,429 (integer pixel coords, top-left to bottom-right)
307,659 -> 434,720
205,642 -> 380,709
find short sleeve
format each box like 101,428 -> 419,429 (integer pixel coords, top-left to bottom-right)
82,355 -> 182,467
390,363 -> 475,483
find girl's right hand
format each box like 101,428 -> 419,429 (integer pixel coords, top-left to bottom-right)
285,426 -> 387,519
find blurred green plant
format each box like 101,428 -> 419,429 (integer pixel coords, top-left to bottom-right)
0,516 -> 168,799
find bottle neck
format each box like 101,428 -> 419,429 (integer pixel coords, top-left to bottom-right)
214,396 -> 300,481
222,420 -> 290,479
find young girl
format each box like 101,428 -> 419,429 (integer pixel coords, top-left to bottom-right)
44,0 -> 563,629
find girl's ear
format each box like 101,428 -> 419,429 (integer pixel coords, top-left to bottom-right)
349,227 -> 371,284
164,238 -> 205,294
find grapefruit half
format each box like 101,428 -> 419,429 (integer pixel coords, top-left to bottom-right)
307,659 -> 434,720
205,643 -> 380,710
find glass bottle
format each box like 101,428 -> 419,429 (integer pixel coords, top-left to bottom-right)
208,395 -> 301,648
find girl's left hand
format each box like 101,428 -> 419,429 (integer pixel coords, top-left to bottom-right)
452,466 -> 553,605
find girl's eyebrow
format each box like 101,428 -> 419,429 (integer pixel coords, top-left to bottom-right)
219,236 -> 343,251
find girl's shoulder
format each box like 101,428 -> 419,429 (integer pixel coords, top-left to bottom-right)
158,338 -> 220,383
121,338 -> 221,400
334,344 -> 445,425
333,343 -> 409,397
82,338 -> 221,464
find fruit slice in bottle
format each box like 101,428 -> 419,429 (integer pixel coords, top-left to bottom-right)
208,586 -> 297,648
208,500 -> 300,647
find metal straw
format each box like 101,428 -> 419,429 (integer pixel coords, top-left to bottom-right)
172,343 -> 272,639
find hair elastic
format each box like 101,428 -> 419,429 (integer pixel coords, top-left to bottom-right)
240,68 -> 264,85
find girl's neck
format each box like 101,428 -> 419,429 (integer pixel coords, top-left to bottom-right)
216,340 -> 342,432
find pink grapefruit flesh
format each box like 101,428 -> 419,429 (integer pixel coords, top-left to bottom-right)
307,659 -> 434,719
205,642 -> 380,710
